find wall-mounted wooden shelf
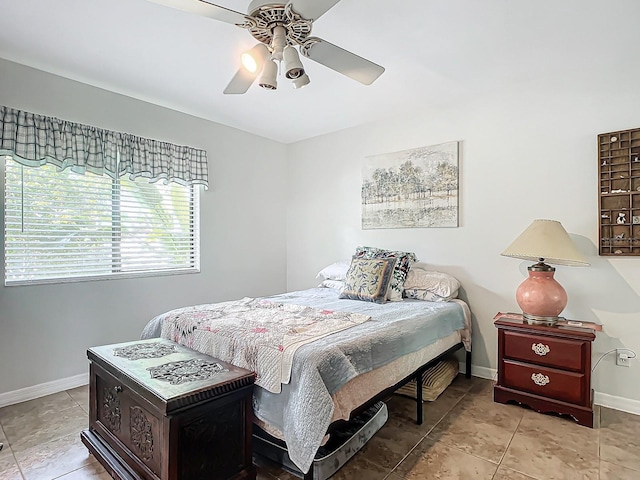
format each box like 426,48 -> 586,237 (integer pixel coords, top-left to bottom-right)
598,127 -> 640,256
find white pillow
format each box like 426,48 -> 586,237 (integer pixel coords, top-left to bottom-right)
403,269 -> 461,298
316,260 -> 350,280
404,288 -> 458,302
411,262 -> 431,270
317,279 -> 345,290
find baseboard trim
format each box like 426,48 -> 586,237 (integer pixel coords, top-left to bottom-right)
594,391 -> 640,416
0,373 -> 88,408
459,363 -> 497,381
2,370 -> 638,416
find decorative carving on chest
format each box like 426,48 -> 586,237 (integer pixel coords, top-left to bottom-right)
180,405 -> 241,477
129,407 -> 154,462
102,387 -> 122,433
112,342 -> 177,360
147,359 -> 229,385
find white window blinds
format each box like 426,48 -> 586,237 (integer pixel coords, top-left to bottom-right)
4,157 -> 199,285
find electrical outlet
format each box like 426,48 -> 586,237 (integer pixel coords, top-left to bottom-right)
616,349 -> 630,367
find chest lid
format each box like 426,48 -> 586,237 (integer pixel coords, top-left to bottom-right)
88,338 -> 254,414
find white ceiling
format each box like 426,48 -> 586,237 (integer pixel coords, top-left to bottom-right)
0,0 -> 638,144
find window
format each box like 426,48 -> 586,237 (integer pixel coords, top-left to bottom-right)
4,157 -> 200,285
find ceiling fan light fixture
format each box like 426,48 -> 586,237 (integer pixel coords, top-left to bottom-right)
283,45 -> 305,79
258,59 -> 278,90
240,43 -> 269,73
293,72 -> 310,89
241,53 -> 257,73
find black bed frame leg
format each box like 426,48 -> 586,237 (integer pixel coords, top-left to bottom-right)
416,369 -> 423,425
465,350 -> 472,379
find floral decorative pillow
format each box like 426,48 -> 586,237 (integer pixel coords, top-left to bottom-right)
354,246 -> 417,301
339,256 -> 397,304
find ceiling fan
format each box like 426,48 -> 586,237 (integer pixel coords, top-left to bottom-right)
148,0 -> 385,93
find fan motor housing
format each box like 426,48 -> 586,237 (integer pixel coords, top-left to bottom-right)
245,1 -> 312,46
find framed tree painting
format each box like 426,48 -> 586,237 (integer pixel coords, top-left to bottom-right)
362,141 -> 459,229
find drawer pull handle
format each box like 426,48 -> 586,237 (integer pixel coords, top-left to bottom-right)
532,343 -> 550,356
531,373 -> 550,386
114,385 -> 123,393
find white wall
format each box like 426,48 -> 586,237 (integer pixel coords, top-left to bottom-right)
0,59 -> 288,395
2,56 -> 640,408
286,74 -> 640,403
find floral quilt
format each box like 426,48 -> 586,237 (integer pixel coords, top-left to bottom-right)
160,298 -> 370,393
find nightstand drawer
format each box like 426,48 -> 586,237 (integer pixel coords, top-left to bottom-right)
503,331 -> 586,372
502,360 -> 586,405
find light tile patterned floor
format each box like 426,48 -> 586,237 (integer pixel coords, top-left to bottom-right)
0,377 -> 638,479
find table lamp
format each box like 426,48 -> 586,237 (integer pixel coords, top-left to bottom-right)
501,219 -> 589,325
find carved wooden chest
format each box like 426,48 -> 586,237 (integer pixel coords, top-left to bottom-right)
81,338 -> 256,480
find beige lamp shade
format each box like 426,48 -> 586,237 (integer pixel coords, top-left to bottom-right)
501,219 -> 589,267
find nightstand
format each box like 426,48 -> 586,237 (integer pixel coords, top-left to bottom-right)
494,317 -> 596,427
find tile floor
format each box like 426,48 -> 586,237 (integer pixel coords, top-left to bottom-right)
0,376 -> 638,479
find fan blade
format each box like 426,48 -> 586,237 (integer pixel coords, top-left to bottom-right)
302,38 -> 384,85
223,68 -> 258,94
147,0 -> 248,26
287,0 -> 341,21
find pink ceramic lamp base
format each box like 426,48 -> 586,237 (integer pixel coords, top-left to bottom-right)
516,269 -> 567,325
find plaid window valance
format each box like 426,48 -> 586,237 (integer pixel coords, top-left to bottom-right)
0,105 -> 208,188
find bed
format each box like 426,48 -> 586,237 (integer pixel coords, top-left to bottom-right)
141,286 -> 472,476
